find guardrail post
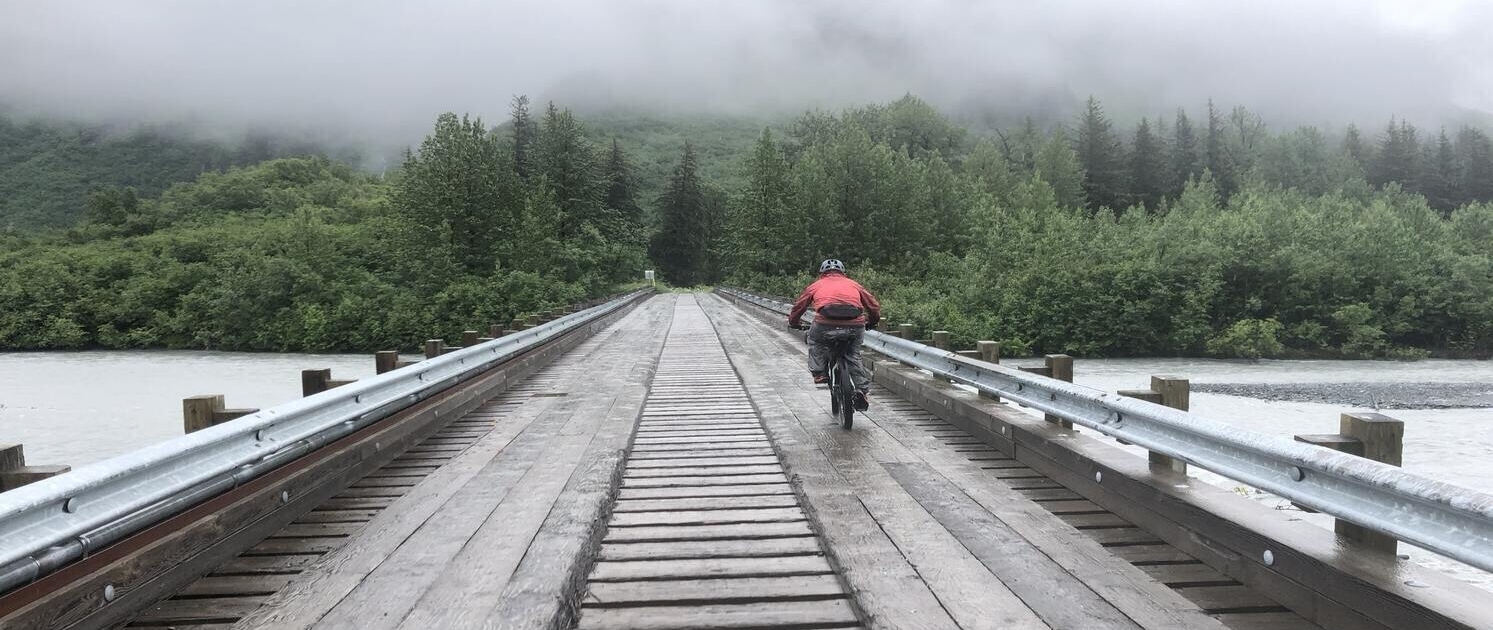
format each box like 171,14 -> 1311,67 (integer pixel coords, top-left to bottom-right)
424,339 -> 445,359
1342,412 -> 1404,553
931,331 -> 950,350
462,330 -> 479,347
1293,412 -> 1403,553
898,323 -> 915,340
302,369 -> 355,396
975,341 -> 1001,401
524,315 -> 540,329
1119,376 -> 1189,473
510,318 -> 525,333
1045,355 -> 1074,429
0,444 -> 70,492
375,350 -> 400,374
489,324 -> 504,338
183,394 -> 258,433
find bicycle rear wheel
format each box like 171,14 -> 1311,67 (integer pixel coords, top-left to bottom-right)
833,361 -> 854,429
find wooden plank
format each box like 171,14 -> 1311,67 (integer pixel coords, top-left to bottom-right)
631,441 -> 775,452
633,435 -> 768,444
883,462 -> 1142,630
583,574 -> 843,606
603,521 -> 814,546
1211,612 -> 1325,630
623,465 -> 782,478
599,537 -> 822,561
576,599 -> 859,630
131,596 -> 268,625
244,538 -> 343,555
613,494 -> 801,512
617,483 -> 796,500
630,445 -> 776,456
609,507 -> 806,527
295,509 -> 379,524
1085,527 -> 1166,546
621,473 -> 787,487
1174,585 -> 1287,613
215,554 -> 323,575
176,574 -> 294,597
1060,512 -> 1136,529
589,555 -> 833,581
1139,563 -> 1238,587
1107,544 -> 1198,565
626,456 -> 781,468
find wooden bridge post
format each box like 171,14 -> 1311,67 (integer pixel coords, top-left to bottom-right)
302,369 -> 356,396
524,315 -> 539,330
898,323 -> 915,341
1045,355 -> 1074,429
0,444 -> 70,492
424,339 -> 445,359
183,394 -> 258,433
931,331 -> 950,350
489,324 -> 504,338
1293,412 -> 1403,553
1340,413 -> 1403,553
1151,377 -> 1190,473
462,330 -> 479,347
375,351 -> 399,374
510,318 -> 525,333
975,341 -> 1001,401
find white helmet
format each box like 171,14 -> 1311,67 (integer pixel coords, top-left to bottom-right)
819,259 -> 846,274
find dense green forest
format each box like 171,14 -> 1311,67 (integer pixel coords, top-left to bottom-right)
0,100 -> 647,351
3,95 -> 1492,358
649,96 -> 1493,359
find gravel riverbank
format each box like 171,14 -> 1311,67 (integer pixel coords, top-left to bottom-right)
1192,381 -> 1493,409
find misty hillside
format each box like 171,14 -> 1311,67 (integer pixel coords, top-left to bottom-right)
0,113 -> 337,231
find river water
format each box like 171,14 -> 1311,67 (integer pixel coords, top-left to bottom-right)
2,351 -> 1491,588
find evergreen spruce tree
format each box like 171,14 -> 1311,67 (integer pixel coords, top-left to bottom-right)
1454,127 -> 1493,205
1128,118 -> 1166,210
1170,108 -> 1201,196
1423,129 -> 1459,214
603,138 -> 643,230
509,95 -> 535,180
650,143 -> 714,286
1342,123 -> 1371,172
1205,99 -> 1236,196
1073,96 -> 1126,212
536,103 -> 603,240
1371,118 -> 1421,190
728,129 -> 794,278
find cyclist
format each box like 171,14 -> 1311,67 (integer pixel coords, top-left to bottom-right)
787,259 -> 881,411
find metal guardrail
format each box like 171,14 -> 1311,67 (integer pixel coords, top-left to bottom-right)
718,287 -> 1493,574
0,289 -> 651,593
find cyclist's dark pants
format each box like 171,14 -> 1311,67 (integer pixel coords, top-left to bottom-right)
807,322 -> 871,393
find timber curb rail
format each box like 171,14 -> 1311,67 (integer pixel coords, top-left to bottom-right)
716,286 -> 1493,575
0,289 -> 653,596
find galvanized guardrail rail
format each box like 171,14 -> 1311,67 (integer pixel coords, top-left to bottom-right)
718,286 -> 1493,574
0,289 -> 650,595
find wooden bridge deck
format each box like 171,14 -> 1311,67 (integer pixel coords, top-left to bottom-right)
124,293 -> 1322,630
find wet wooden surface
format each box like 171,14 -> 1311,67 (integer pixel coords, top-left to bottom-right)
126,292 -> 1327,630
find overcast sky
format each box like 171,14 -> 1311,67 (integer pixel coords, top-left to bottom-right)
2,0 -> 1490,145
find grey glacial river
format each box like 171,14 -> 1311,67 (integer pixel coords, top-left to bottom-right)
2,352 -> 1491,589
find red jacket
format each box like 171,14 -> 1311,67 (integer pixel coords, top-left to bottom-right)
788,272 -> 881,328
